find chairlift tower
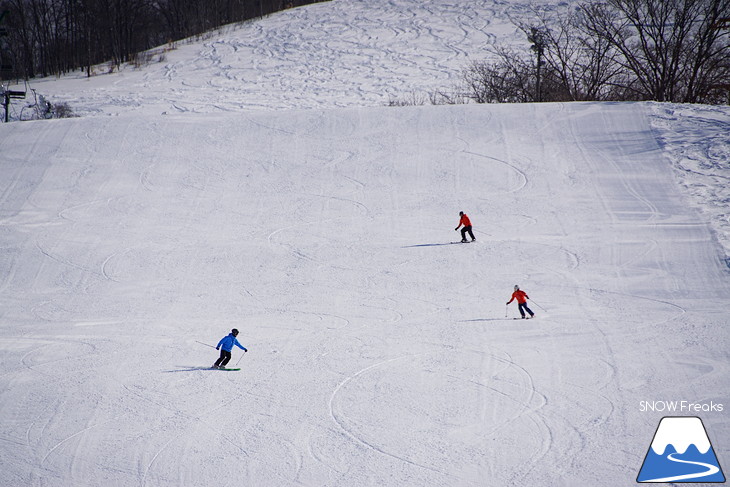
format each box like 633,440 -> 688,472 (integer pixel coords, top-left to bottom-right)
528,27 -> 546,103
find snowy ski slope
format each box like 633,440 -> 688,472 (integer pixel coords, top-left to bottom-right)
1,0 -> 729,486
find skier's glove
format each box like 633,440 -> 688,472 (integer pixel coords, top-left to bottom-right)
216,347 -> 219,350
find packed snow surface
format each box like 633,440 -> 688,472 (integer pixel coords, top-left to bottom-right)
1,0 -> 729,486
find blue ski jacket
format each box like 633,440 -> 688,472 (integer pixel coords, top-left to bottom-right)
217,334 -> 247,352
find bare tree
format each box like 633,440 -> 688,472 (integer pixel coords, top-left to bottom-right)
460,46 -> 535,103
0,0 -> 329,83
580,0 -> 730,103
519,7 -> 626,101
681,1 -> 730,102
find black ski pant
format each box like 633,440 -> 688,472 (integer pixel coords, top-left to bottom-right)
214,349 -> 232,367
461,225 -> 475,241
518,302 -> 534,318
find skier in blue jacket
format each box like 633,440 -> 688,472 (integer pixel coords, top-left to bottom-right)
212,328 -> 247,369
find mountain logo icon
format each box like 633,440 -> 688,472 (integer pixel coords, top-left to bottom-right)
637,416 -> 726,483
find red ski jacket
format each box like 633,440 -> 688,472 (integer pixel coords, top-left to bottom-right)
458,214 -> 472,227
508,290 -> 529,304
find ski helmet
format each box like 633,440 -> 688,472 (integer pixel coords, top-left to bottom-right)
459,211 -> 464,216
231,328 -> 239,336
514,285 -> 519,291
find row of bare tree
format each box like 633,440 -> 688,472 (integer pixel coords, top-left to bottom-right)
0,0 -> 325,80
3,0 -> 728,104
455,0 -> 730,105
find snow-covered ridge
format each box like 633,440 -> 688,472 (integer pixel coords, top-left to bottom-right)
648,103 -> 730,263
21,0 -> 559,118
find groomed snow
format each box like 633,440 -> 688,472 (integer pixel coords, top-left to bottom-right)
1,1 -> 729,486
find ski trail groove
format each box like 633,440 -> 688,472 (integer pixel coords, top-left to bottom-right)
327,352 -> 458,478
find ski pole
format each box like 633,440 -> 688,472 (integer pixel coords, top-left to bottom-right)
529,299 -> 547,312
235,351 -> 247,366
196,340 -> 216,349
505,304 -> 509,318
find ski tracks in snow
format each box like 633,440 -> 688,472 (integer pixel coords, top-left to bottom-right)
37,0 -> 514,116
326,345 -> 551,484
327,353 -> 458,478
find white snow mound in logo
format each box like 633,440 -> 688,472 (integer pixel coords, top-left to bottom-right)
651,417 -> 711,455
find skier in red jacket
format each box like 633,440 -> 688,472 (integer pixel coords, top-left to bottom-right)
506,285 -> 535,319
454,211 -> 475,243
